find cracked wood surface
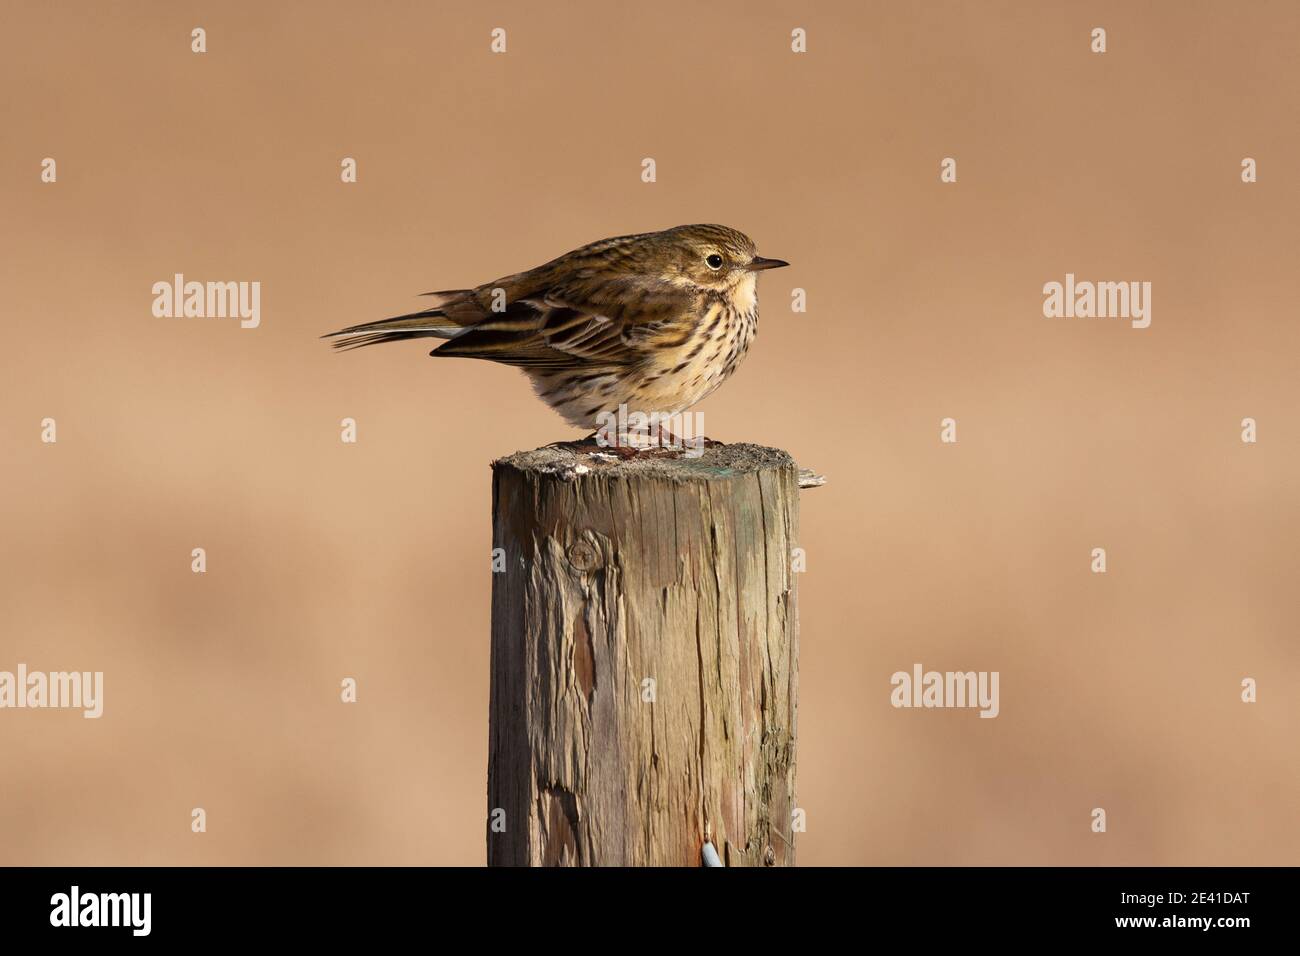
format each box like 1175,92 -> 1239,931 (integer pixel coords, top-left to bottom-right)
487,441 -> 800,866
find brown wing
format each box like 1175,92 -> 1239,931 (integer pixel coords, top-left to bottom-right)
432,271 -> 698,370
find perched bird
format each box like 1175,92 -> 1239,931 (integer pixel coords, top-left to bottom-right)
325,224 -> 787,430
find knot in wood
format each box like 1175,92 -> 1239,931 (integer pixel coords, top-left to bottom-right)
566,540 -> 601,572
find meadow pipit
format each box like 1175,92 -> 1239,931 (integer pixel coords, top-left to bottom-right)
325,224 -> 787,435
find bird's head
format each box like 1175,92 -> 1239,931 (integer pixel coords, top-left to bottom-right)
650,224 -> 788,295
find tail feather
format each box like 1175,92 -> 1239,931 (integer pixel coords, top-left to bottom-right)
324,291 -> 475,350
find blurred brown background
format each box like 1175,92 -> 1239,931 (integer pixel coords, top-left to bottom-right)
1,0 -> 1296,865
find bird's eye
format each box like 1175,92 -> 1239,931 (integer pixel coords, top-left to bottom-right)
705,254 -> 724,270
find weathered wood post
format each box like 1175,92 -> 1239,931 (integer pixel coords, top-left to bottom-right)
486,441 -> 802,866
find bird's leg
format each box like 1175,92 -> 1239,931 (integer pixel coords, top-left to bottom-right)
649,418 -> 722,456
550,427 -> 719,458
660,431 -> 677,449
646,420 -> 693,457
580,427 -> 641,458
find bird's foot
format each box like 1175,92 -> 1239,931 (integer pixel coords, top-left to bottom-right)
554,429 -> 722,460
646,424 -> 723,458
557,430 -> 645,458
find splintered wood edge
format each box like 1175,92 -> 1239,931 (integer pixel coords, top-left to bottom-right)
492,441 -> 826,488
797,468 -> 827,489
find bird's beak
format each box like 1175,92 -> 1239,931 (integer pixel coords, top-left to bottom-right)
747,256 -> 790,272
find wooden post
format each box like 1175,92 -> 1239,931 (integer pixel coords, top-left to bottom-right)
487,441 -> 801,866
